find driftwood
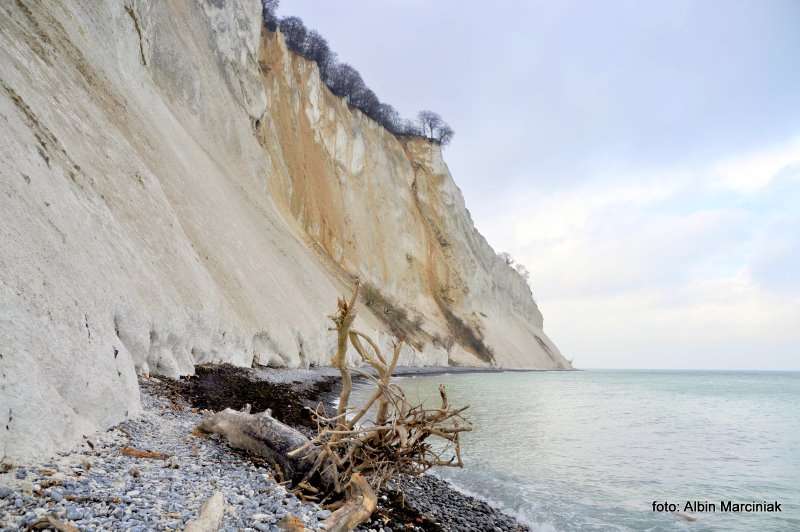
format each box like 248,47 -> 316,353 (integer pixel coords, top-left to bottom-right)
196,281 -> 471,530
27,516 -> 78,532
196,407 -> 337,491
120,446 -> 169,460
291,281 -> 472,491
321,473 -> 377,532
184,491 -> 225,532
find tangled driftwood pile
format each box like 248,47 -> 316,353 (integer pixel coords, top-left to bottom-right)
197,282 -> 471,530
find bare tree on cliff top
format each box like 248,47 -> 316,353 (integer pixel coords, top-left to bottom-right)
417,110 -> 455,145
196,281 -> 472,531
417,110 -> 443,138
325,63 -> 366,100
261,0 -> 280,30
279,16 -> 308,53
436,124 -> 455,146
303,30 -> 334,73
375,103 -> 402,133
351,86 -> 381,118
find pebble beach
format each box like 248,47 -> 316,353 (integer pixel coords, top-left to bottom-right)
0,378 -> 326,531
0,367 -> 529,531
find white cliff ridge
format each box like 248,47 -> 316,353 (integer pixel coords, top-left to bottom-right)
0,0 -> 570,461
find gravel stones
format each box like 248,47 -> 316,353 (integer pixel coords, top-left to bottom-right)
0,377 -> 321,531
358,474 -> 529,531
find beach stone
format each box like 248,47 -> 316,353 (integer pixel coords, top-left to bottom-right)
20,481 -> 33,495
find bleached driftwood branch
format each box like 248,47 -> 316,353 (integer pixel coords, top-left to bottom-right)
196,281 -> 471,530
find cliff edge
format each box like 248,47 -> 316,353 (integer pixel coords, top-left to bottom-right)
0,0 -> 569,461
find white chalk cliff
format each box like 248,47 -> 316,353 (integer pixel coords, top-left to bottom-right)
0,0 -> 570,462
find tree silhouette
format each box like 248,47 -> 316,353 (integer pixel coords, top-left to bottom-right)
417,110 -> 443,138
279,17 -> 307,53
325,63 -> 365,99
417,111 -> 454,145
261,0 -> 280,31
436,124 -> 455,145
303,30 -> 334,73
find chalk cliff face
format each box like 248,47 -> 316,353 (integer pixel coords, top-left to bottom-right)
0,0 -> 569,461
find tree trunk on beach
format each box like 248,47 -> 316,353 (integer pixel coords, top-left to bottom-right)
196,407 -> 337,492
197,408 -> 377,531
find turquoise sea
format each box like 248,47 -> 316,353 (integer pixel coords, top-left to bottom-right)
352,370 -> 800,531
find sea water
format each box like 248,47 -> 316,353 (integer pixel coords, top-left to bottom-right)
350,369 -> 800,531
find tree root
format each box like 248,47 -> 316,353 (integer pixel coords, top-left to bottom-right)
320,473 -> 377,532
196,280 -> 471,531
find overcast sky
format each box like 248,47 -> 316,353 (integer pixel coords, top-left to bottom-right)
282,0 -> 800,370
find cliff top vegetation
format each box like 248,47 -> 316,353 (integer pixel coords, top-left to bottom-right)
261,0 -> 455,146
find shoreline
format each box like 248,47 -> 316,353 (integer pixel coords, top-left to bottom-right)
392,365 -> 577,376
0,365 -> 531,531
